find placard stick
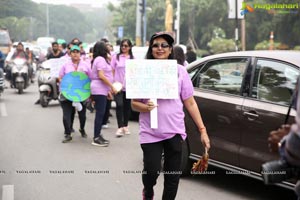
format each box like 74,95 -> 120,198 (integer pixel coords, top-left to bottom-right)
150,98 -> 158,129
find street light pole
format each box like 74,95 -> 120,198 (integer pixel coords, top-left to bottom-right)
136,0 -> 142,46
46,3 -> 49,36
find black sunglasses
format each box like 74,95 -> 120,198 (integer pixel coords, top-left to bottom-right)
151,42 -> 170,49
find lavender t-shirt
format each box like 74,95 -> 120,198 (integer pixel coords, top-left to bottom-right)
137,65 -> 194,144
90,56 -> 113,95
110,54 -> 134,91
59,59 -> 91,78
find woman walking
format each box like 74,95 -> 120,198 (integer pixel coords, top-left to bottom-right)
131,32 -> 210,200
110,39 -> 134,137
90,41 -> 117,146
59,45 -> 90,143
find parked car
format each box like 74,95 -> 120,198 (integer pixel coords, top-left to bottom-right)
182,50 -> 300,189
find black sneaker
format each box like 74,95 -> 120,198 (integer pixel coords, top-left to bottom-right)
99,135 -> 110,144
92,135 -> 109,147
34,99 -> 40,104
79,129 -> 87,138
62,135 -> 72,143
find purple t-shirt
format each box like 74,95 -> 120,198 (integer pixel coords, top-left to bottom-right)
110,54 -> 134,91
59,59 -> 91,78
137,65 -> 194,144
90,56 -> 113,95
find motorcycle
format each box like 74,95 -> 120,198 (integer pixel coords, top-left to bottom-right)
10,58 -> 30,94
37,59 -> 60,107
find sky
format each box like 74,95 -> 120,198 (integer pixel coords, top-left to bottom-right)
31,0 -> 120,7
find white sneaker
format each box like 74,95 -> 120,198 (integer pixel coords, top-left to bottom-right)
102,124 -> 109,129
115,128 -> 124,137
123,126 -> 130,135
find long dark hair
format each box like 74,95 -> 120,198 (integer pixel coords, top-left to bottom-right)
91,41 -> 110,66
117,39 -> 134,60
145,37 -> 174,59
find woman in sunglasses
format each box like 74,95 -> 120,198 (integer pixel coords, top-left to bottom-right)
111,39 -> 134,137
131,32 -> 210,200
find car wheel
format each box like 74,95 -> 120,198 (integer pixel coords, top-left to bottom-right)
181,139 -> 192,176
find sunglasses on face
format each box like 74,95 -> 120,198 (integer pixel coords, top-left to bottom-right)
151,42 -> 170,49
121,44 -> 129,48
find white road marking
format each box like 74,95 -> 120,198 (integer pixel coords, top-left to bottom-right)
2,185 -> 14,200
0,103 -> 7,117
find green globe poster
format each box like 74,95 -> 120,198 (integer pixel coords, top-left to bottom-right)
60,71 -> 91,102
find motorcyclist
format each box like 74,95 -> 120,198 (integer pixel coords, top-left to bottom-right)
5,42 -> 33,86
25,47 -> 36,83
11,42 -> 28,60
34,42 -> 64,105
47,42 -> 64,60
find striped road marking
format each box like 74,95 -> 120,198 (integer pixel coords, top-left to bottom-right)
2,185 -> 14,200
0,103 -> 7,117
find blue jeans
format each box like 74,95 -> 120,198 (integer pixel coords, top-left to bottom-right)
93,95 -> 107,138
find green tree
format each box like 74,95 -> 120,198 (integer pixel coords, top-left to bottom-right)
0,0 -> 94,42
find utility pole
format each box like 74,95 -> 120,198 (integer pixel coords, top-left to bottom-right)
135,0 -> 142,46
175,0 -> 180,44
137,0 -> 146,46
269,31 -> 274,50
241,18 -> 246,51
228,0 -> 244,51
234,0 -> 238,51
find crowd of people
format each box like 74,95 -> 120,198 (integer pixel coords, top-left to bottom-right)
51,33 -> 206,200
3,32 -> 299,199
43,36 -> 198,147
54,33 -> 300,199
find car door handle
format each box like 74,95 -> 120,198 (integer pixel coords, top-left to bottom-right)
243,111 -> 259,120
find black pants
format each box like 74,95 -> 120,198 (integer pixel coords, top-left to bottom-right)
115,91 -> 131,128
60,100 -> 86,135
141,134 -> 183,200
93,95 -> 107,138
102,99 -> 111,125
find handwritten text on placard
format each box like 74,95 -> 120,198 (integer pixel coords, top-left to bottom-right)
125,60 -> 178,99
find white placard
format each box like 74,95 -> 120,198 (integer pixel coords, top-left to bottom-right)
125,59 -> 178,129
125,59 -> 178,99
42,57 -> 69,78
